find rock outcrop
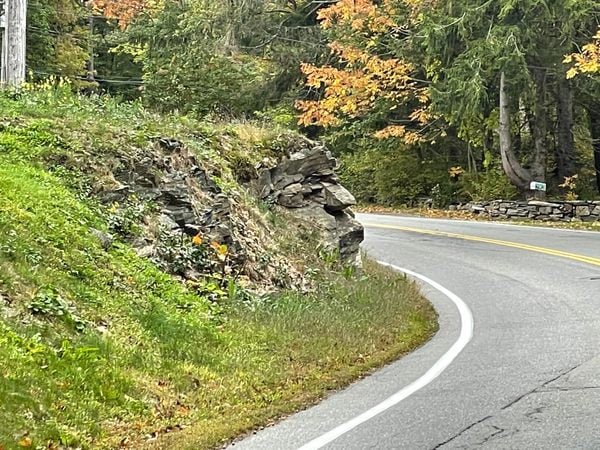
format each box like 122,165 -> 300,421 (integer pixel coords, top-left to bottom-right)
90,134 -> 363,293
251,140 -> 364,266
94,137 -> 305,290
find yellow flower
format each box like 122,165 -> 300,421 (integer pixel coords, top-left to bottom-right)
211,241 -> 228,261
192,234 -> 202,246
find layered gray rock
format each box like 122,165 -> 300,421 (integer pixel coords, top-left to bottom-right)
252,140 -> 363,266
92,134 -> 363,292
93,138 -> 283,284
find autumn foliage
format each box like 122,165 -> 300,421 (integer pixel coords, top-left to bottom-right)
564,28 -> 600,78
296,0 -> 431,144
92,0 -> 150,28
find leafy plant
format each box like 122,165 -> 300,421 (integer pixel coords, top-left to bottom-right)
28,289 -> 87,331
559,174 -> 579,200
153,229 -> 215,276
106,195 -> 153,237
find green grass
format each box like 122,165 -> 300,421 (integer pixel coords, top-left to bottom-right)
0,87 -> 437,449
178,260 -> 437,449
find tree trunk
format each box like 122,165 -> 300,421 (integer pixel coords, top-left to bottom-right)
498,72 -> 532,191
556,77 -> 576,181
530,68 -> 547,183
589,107 -> 600,194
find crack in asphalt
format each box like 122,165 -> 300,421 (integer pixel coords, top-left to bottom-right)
477,425 -> 505,446
523,405 -> 546,423
537,385 -> 600,392
432,363 -> 583,449
499,362 -> 582,412
431,415 -> 493,449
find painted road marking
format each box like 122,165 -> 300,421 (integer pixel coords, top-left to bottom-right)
363,222 -> 600,268
298,264 -> 474,450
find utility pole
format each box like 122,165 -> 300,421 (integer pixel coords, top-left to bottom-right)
87,14 -> 95,82
0,0 -> 6,84
3,0 -> 26,86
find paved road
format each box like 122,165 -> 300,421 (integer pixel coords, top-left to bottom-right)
231,214 -> 600,449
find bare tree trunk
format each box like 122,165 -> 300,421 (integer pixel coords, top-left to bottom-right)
499,72 -> 532,191
556,77 -> 576,181
530,68 -> 547,184
589,108 -> 600,194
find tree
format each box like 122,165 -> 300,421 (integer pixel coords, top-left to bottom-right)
126,0 -> 325,115
91,0 -> 150,29
565,28 -> 600,193
27,0 -> 89,83
298,0 -> 600,198
297,0 -> 431,144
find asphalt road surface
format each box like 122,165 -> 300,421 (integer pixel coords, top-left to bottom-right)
231,214 -> 600,449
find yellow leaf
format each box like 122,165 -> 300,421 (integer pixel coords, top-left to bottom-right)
18,437 -> 32,448
192,234 -> 202,246
566,67 -> 578,79
448,166 -> 465,177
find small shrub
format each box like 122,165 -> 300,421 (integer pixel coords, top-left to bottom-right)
338,147 -> 458,206
28,289 -> 87,331
458,168 -> 519,201
29,289 -> 70,316
106,196 -> 153,237
154,229 -> 213,276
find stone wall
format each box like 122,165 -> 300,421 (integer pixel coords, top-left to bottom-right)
454,200 -> 600,222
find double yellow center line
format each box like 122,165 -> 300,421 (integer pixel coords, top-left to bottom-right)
363,222 -> 600,268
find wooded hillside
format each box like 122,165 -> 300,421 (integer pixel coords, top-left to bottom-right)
27,0 -> 600,204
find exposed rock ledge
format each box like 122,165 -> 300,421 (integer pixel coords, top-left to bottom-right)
251,140 -> 364,266
92,135 -> 364,291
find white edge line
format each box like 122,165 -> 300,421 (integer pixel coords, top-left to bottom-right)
297,262 -> 474,450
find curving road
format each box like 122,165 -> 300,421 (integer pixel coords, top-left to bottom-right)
231,213 -> 600,449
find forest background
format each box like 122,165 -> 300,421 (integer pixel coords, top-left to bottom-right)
29,0 -> 600,206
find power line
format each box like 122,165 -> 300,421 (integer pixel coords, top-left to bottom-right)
26,26 -> 90,43
31,69 -> 144,85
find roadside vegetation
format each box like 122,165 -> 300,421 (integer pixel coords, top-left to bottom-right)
0,87 -> 437,449
13,1 -> 600,446
31,1 -> 600,208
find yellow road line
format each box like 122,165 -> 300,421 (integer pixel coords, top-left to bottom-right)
363,222 -> 600,268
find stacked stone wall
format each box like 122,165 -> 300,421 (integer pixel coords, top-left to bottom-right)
452,200 -> 600,222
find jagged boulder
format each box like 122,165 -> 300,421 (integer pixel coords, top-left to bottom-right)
323,183 -> 356,211
252,140 -> 364,266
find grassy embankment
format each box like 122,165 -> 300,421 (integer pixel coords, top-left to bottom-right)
0,86 -> 437,449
